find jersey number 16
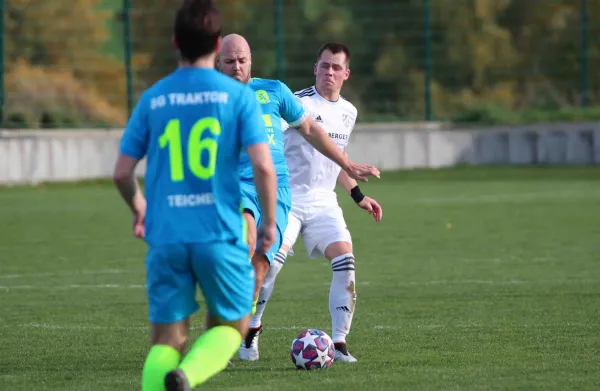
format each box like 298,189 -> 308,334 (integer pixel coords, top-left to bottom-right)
159,117 -> 221,182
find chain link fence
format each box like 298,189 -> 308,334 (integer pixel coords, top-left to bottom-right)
2,0 -> 599,128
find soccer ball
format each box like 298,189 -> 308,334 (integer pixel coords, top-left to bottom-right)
290,328 -> 335,370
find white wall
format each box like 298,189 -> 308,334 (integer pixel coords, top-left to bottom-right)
1,122 -> 599,185
345,122 -> 600,170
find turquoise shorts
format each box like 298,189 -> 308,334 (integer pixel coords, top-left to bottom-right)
240,182 -> 291,263
145,240 -> 254,324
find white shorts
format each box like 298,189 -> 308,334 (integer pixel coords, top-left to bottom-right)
282,201 -> 352,259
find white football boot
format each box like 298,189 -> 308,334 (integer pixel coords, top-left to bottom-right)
238,326 -> 262,361
334,343 -> 358,363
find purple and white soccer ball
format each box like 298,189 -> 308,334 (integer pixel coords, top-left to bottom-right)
290,328 -> 335,370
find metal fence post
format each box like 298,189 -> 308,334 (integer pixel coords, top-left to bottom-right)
274,0 -> 285,82
0,0 -> 5,126
580,0 -> 588,108
424,0 -> 432,121
123,0 -> 134,117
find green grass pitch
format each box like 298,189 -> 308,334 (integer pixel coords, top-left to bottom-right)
1,166 -> 599,390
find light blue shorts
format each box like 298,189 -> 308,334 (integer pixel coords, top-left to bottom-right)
240,182 -> 291,263
145,240 -> 254,324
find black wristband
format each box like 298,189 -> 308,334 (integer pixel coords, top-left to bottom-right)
350,185 -> 365,203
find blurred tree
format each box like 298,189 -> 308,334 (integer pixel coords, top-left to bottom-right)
131,0 -> 277,89
5,60 -> 128,127
5,0 -> 136,119
10,0 -> 596,125
500,0 -> 600,109
129,0 -> 177,89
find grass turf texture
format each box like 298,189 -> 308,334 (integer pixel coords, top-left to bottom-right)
1,166 -> 599,390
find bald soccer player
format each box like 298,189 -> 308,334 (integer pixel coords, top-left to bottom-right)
217,34 -> 380,362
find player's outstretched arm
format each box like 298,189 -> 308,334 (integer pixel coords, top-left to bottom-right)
113,154 -> 147,238
295,117 -> 350,169
295,117 -> 380,182
246,143 -> 278,251
337,164 -> 383,222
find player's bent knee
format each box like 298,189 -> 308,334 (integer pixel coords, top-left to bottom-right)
252,254 -> 270,283
324,241 -> 353,261
280,243 -> 291,254
251,253 -> 270,270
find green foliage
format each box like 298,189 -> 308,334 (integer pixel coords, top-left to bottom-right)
4,0 -> 141,127
5,0 -> 600,127
4,61 -> 127,129
452,104 -> 520,126
2,112 -> 36,129
40,112 -> 83,129
453,105 -> 600,125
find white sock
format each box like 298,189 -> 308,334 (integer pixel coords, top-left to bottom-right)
249,249 -> 287,329
329,253 -> 356,344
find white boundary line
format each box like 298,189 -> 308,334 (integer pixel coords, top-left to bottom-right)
3,322 -> 590,332
415,190 -> 600,205
1,279 -> 597,292
0,284 -> 145,291
13,323 -> 315,331
0,269 -> 130,279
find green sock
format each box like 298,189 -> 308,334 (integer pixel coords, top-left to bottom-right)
251,298 -> 258,316
179,325 -> 242,387
142,344 -> 181,391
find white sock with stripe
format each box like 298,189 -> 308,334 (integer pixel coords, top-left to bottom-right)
329,253 -> 356,344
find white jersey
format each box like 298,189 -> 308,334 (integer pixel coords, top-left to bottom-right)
283,86 -> 357,204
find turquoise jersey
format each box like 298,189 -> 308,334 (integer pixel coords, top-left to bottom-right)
238,78 -> 306,186
119,68 -> 268,246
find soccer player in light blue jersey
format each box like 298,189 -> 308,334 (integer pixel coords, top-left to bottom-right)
217,34 -> 380,361
113,2 -> 278,390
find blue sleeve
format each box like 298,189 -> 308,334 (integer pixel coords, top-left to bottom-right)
238,86 -> 268,148
119,92 -> 149,159
279,81 -> 306,127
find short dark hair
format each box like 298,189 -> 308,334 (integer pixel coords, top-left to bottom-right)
316,43 -> 350,66
174,0 -> 222,62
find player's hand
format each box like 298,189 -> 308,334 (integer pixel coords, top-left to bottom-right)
346,162 -> 380,182
256,222 -> 276,254
131,195 -> 146,239
357,196 -> 383,222
132,209 -> 145,239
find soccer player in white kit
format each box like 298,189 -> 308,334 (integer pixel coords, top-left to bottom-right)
239,43 -> 383,363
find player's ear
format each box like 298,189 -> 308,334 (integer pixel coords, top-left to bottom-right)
344,68 -> 350,80
313,63 -> 317,76
214,36 -> 222,53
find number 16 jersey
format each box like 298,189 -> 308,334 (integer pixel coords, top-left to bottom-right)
119,67 -> 268,246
